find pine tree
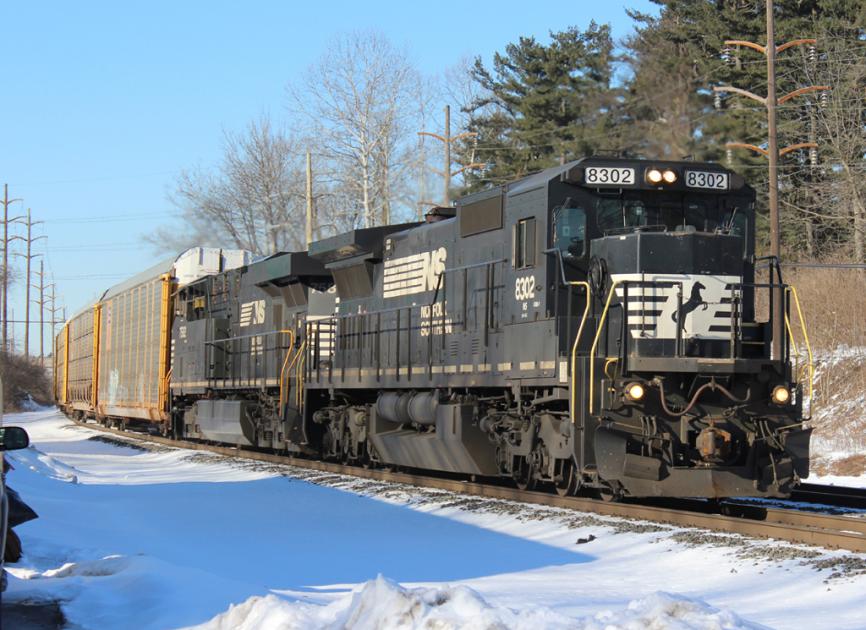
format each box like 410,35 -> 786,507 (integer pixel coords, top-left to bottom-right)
461,23 -> 621,190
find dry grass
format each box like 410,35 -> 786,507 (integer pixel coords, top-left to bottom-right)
778,267 -> 866,475
0,352 -> 53,412
785,266 -> 866,351
811,454 -> 866,477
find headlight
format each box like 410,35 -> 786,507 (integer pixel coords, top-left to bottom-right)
662,169 -> 678,183
771,385 -> 791,405
646,168 -> 663,184
625,382 -> 646,401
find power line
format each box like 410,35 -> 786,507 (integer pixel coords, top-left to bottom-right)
43,212 -> 174,224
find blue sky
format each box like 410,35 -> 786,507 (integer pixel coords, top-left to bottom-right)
0,0 -> 657,354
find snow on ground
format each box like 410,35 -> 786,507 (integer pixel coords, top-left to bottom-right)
3,409 -> 866,629
808,346 -> 866,476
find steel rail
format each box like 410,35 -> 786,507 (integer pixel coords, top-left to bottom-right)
791,483 -> 866,510
71,420 -> 866,553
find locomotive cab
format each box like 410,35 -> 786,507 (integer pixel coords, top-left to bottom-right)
552,158 -> 811,498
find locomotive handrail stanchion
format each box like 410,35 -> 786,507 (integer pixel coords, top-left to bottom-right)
568,281 -> 591,424
462,267 -> 468,332
622,283 -> 629,374
785,285 -> 814,419
295,340 -> 307,410
315,321 -> 321,383
407,307 -> 413,380
395,308 -> 401,382
675,283 -> 683,357
588,280 -> 622,415
376,312 -> 382,382
358,314 -> 362,380
277,329 -> 296,411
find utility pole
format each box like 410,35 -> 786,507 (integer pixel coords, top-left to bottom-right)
712,2 -> 828,360
305,151 -> 314,248
418,105 -> 486,208
765,1 -> 780,273
443,105 -> 451,206
47,283 -> 65,347
11,209 -> 45,358
32,261 -> 55,368
2,183 -> 24,353
32,260 -> 50,367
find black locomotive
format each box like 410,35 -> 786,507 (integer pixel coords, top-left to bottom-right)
60,157 -> 813,499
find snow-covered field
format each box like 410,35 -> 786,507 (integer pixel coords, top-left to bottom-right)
3,409 -> 866,629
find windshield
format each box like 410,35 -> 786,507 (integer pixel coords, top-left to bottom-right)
595,197 -> 717,232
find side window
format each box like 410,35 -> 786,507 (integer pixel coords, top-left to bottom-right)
514,218 -> 536,269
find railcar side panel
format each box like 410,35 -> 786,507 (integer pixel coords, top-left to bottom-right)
97,273 -> 172,422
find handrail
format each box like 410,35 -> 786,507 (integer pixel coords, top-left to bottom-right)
785,285 -> 814,419
312,260 -> 506,328
588,280 -> 622,414
295,341 -> 307,409
162,368 -> 173,410
568,281 -> 591,424
441,257 -> 508,275
208,328 -> 295,345
277,330 -> 297,410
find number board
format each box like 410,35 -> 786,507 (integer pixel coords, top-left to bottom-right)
584,166 -> 635,186
685,170 -> 729,190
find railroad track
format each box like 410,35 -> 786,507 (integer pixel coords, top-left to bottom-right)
70,419 -> 866,554
791,483 -> 866,510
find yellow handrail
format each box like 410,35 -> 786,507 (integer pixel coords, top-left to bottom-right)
163,368 -> 173,404
588,280 -> 622,414
295,341 -> 307,409
568,281 -> 591,424
277,330 -> 298,409
785,285 -> 814,418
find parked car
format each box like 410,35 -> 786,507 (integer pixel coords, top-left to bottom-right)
1,375 -> 32,591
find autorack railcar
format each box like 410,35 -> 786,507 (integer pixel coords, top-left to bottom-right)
55,248 -> 252,430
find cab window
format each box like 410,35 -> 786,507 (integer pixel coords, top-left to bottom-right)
553,205 -> 587,259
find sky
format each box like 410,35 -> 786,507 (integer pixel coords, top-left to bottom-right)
0,0 -> 657,356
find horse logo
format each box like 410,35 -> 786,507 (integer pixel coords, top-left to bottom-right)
671,281 -> 708,333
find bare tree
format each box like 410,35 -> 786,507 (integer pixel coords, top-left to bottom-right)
155,116 -> 306,256
782,35 -> 866,262
809,38 -> 866,262
290,31 -> 420,228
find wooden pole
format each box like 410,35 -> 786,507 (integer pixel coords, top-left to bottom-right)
39,259 -> 45,367
23,209 -> 32,357
765,1 -> 783,361
3,183 -> 9,352
305,151 -> 314,247
443,105 -> 451,207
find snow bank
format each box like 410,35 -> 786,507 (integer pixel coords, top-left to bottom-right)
7,552 -> 260,630
193,576 -> 760,630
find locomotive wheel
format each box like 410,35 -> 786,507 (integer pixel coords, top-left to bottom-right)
514,457 -> 536,491
598,482 -> 624,503
554,460 -> 578,497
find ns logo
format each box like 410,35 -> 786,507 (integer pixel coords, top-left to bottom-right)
422,247 -> 447,292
